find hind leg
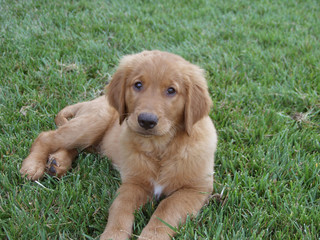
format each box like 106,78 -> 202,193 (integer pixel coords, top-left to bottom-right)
44,101 -> 87,178
20,96 -> 115,180
20,117 -> 110,180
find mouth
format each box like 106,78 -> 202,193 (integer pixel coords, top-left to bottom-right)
136,132 -> 154,138
135,129 -> 157,138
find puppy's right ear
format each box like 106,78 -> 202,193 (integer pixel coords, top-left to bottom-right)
106,55 -> 134,124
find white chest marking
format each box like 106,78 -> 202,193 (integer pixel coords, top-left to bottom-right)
153,184 -> 164,199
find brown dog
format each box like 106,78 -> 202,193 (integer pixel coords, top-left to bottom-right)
20,50 -> 218,239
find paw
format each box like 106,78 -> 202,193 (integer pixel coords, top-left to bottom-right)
45,154 -> 69,178
20,157 -> 46,180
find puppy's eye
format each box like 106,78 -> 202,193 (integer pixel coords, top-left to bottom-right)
134,81 -> 143,91
166,87 -> 176,96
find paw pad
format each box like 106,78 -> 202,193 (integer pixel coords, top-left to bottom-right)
46,156 -> 60,176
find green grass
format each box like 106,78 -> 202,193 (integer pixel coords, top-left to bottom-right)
1,0 -> 319,239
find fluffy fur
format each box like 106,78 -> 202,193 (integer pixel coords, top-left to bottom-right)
20,50 -> 218,240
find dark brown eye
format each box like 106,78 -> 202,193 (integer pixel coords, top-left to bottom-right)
134,81 -> 143,91
166,87 -> 176,96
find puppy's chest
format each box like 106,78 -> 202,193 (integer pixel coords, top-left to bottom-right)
127,138 -> 188,196
152,182 -> 164,199
148,155 -> 185,198
150,168 -> 179,198
143,150 -> 165,162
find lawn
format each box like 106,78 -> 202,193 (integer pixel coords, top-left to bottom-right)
0,0 -> 319,239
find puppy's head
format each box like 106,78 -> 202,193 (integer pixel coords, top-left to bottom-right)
107,50 -> 212,136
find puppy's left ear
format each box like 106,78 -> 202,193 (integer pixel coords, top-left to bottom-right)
184,67 -> 212,136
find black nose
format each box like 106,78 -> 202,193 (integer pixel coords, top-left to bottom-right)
138,113 -> 158,130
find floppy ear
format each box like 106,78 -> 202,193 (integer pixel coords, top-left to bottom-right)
106,55 -> 136,124
184,68 -> 212,136
106,69 -> 127,124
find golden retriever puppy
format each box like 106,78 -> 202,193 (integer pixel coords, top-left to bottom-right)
20,50 -> 218,239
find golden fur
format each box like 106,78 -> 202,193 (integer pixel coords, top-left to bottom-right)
20,50 -> 218,240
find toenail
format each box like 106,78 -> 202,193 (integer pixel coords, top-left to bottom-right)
49,166 -> 56,174
51,159 -> 58,166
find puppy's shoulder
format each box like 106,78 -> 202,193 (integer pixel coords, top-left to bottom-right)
169,116 -> 217,158
190,116 -> 217,145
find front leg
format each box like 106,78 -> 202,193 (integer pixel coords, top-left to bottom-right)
139,188 -> 210,240
101,183 -> 151,240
